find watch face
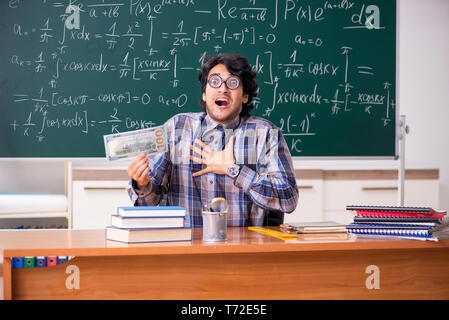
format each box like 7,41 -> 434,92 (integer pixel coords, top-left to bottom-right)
228,164 -> 239,178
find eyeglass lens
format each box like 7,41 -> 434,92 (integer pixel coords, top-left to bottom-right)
208,74 -> 240,90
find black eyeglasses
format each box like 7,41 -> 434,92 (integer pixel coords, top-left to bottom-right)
207,73 -> 240,90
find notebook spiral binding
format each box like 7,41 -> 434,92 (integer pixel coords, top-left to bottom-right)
346,227 -> 431,238
346,205 -> 446,215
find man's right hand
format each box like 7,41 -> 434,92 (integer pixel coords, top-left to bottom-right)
126,153 -> 150,189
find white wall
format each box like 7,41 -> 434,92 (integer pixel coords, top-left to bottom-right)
0,160 -> 65,194
398,0 -> 449,209
1,0 -> 448,209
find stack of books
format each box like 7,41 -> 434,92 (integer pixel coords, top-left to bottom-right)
105,206 -> 192,243
346,205 -> 449,241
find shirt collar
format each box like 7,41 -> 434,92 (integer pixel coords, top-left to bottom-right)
203,112 -> 241,131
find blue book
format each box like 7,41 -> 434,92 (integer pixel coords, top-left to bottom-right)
12,257 -> 24,268
35,256 -> 47,267
117,206 -> 186,218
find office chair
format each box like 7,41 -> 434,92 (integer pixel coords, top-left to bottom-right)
263,210 -> 284,226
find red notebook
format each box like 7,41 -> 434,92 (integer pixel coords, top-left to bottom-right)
346,205 -> 447,220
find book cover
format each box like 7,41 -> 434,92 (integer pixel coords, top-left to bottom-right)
349,232 -> 436,242
354,210 -> 447,220
117,206 -> 187,217
105,226 -> 192,243
346,205 -> 447,215
347,225 -> 432,236
352,216 -> 443,224
347,222 -> 449,238
111,214 -> 184,229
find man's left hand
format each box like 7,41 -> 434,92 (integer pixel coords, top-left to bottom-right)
189,136 -> 236,177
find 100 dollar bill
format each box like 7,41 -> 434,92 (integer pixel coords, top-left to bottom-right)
104,126 -> 167,161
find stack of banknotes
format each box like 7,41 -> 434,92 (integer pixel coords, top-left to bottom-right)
103,125 -> 168,161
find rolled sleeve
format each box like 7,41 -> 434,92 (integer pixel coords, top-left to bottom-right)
233,165 -> 257,193
126,179 -> 155,205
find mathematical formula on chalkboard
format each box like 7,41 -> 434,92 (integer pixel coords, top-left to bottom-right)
0,0 -> 396,157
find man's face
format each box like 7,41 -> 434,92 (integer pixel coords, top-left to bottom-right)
202,64 -> 248,124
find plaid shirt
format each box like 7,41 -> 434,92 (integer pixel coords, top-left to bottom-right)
127,112 -> 299,227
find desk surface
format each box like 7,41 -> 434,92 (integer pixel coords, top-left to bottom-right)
1,227 -> 449,258
2,228 -> 449,300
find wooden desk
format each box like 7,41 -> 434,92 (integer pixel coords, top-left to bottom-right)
1,228 -> 449,300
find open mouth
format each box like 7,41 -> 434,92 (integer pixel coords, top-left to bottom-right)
215,98 -> 230,107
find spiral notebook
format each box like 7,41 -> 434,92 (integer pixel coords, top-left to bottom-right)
353,216 -> 442,224
346,205 -> 449,241
346,223 -> 449,241
346,205 -> 447,221
346,205 -> 447,215
346,227 -> 436,241
348,222 -> 437,230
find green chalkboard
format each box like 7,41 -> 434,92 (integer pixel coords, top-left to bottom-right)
0,0 -> 396,157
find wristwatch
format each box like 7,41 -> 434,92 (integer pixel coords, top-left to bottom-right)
226,164 -> 240,179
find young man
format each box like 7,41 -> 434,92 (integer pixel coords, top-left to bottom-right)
126,54 -> 298,227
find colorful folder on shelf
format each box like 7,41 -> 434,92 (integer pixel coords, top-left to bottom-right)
57,256 -> 68,264
35,256 -> 47,267
12,257 -> 24,268
24,257 -> 35,268
11,256 -> 72,268
47,256 -> 57,267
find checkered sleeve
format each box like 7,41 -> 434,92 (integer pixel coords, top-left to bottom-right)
234,128 -> 299,214
126,151 -> 172,206
126,118 -> 176,207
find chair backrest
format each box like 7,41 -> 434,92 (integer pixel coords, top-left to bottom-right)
263,210 -> 284,226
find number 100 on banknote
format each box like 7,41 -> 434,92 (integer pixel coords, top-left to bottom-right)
103,126 -> 168,161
